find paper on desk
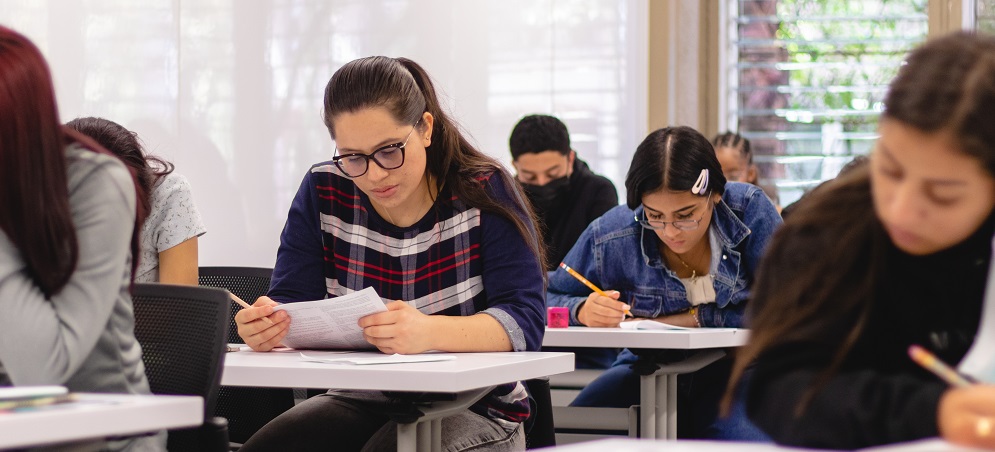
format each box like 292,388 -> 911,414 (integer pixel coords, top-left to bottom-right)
272,287 -> 387,350
299,352 -> 456,365
620,319 -> 691,330
959,235 -> 995,383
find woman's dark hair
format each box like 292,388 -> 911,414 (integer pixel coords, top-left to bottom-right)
0,26 -> 145,297
712,131 -> 753,165
712,131 -> 757,185
883,32 -> 995,178
724,31 -> 995,416
321,56 -> 545,271
509,114 -> 571,159
66,117 -> 174,220
624,126 -> 727,209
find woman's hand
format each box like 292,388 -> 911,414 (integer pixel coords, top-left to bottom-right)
234,296 -> 290,352
938,385 -> 995,450
577,291 -> 629,327
359,301 -> 435,354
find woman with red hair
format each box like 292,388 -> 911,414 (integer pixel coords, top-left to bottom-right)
0,25 -> 163,451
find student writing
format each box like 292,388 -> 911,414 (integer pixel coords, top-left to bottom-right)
730,32 -> 995,451
547,125 -> 782,439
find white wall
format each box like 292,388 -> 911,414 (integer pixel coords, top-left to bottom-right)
1,0 -> 647,267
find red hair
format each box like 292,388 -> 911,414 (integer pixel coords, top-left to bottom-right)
0,25 -> 145,297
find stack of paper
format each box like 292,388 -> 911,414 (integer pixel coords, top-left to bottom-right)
619,319 -> 691,330
0,386 -> 75,410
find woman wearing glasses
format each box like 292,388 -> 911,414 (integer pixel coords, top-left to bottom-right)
235,56 -> 545,451
547,125 -> 781,439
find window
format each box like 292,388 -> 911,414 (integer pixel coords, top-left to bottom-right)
978,0 -> 995,32
728,0 -> 928,206
0,1 -> 646,266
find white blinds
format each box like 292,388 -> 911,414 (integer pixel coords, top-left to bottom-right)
728,0 -> 927,206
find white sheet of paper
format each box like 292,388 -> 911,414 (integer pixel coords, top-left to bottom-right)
958,235 -> 995,383
619,319 -> 691,330
299,352 -> 456,365
272,287 -> 388,350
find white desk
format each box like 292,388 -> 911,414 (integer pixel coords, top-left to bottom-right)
222,350 -> 574,452
543,327 -> 749,440
542,326 -> 748,349
0,393 -> 203,450
549,438 -> 809,451
549,437 -> 986,451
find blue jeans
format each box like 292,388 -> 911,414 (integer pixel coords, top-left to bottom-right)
541,346 -> 618,369
570,348 -> 770,441
240,392 -> 524,451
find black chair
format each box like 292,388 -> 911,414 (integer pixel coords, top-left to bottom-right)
198,266 -> 273,345
524,378 -> 556,449
198,267 -> 297,445
132,283 -> 231,452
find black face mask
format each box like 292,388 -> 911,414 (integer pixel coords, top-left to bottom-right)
522,175 -> 571,217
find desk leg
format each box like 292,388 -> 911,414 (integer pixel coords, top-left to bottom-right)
398,423 -> 418,452
655,373 -> 670,439
640,374 -> 656,439
431,418 -> 442,450
636,349 -> 727,440
394,386 -> 494,452
666,373 -> 678,439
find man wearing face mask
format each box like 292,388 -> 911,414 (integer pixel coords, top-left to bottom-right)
511,115 -> 620,370
510,114 -> 619,272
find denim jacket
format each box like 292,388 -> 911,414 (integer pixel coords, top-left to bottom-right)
547,182 -> 782,328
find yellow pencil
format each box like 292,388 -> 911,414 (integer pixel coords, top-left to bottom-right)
559,262 -> 632,317
908,344 -> 973,387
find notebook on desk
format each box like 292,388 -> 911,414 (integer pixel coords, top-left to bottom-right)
0,386 -> 75,410
620,319 -> 691,330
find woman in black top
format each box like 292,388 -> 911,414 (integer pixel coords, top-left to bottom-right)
729,32 -> 995,450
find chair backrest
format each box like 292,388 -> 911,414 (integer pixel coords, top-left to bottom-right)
198,266 -> 272,344
132,283 -> 230,450
525,377 -> 556,449
197,266 -> 296,445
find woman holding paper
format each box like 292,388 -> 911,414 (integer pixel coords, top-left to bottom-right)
0,26 -> 162,451
235,56 -> 545,451
729,32 -> 995,450
545,125 -> 782,439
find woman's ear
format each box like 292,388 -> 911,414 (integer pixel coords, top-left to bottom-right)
420,111 -> 434,147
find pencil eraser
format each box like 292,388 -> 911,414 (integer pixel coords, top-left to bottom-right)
547,307 -> 569,328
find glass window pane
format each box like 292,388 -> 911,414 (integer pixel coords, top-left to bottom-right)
731,0 -> 927,206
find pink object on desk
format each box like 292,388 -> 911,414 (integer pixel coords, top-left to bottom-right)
547,307 -> 569,328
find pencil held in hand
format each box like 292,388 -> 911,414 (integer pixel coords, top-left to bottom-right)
559,262 -> 632,317
228,290 -> 274,325
908,344 -> 973,387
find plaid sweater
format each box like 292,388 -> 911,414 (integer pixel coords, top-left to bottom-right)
269,162 -> 546,423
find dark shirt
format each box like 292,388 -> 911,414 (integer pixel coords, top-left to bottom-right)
534,158 -> 618,368
538,158 -> 618,271
269,162 -> 546,423
747,178 -> 995,449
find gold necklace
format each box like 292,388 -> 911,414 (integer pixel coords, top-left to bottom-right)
668,245 -> 706,279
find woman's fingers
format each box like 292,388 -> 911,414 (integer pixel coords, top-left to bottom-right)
579,291 -> 630,327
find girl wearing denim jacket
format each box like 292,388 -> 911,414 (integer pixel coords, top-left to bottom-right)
547,125 -> 781,439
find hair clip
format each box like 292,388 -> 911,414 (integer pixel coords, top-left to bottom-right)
691,169 -> 709,195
